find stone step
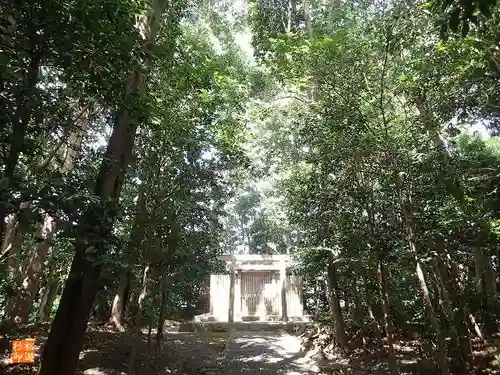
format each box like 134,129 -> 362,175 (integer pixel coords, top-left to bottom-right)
174,321 -> 313,333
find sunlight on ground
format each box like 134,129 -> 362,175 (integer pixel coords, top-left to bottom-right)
83,368 -> 108,375
233,332 -> 309,370
79,348 -> 99,360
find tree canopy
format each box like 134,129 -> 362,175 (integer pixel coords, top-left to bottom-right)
0,0 -> 500,374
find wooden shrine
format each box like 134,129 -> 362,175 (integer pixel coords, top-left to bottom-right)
209,254 -> 304,322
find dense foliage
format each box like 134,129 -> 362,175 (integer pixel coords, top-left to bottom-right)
0,0 -> 499,374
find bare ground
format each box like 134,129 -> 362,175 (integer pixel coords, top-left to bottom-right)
1,325 -> 499,375
0,326 -> 316,375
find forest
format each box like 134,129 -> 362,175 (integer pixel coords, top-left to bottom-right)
0,0 -> 499,374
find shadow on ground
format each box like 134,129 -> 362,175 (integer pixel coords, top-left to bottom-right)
78,330 -> 232,375
0,328 -> 316,375
222,331 -> 315,375
1,328 -> 205,375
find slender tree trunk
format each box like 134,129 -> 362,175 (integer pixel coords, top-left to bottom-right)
129,264 -> 151,375
60,104 -> 91,172
286,0 -> 292,33
2,201 -> 31,280
343,283 -> 349,317
156,273 -> 167,347
364,188 -> 395,365
352,278 -> 366,345
9,214 -> 54,323
110,186 -> 146,330
0,35 -> 43,245
4,215 -> 23,283
127,287 -> 139,322
446,257 -> 484,340
303,0 -> 312,38
5,103 -> 89,324
0,214 -> 19,262
365,189 -> 396,370
38,3 -> 169,373
414,259 -> 449,374
435,254 -> 471,371
0,20 -> 49,247
39,279 -> 60,322
3,204 -> 31,318
395,172 -> 449,375
0,11 -> 16,88
110,270 -> 132,332
147,276 -> 160,349
147,320 -> 153,348
353,281 -> 363,327
433,257 -> 453,319
474,248 -> 498,335
416,97 -> 495,343
326,251 -> 347,349
468,313 -> 484,341
377,257 -> 397,375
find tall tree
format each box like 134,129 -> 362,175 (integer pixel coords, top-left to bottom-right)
38,1 -> 182,373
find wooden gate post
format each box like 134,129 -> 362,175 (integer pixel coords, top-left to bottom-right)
228,257 -> 236,323
280,260 -> 288,322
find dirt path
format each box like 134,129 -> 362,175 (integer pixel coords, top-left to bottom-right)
219,331 -> 317,375
1,328 -> 318,375
165,330 -> 317,375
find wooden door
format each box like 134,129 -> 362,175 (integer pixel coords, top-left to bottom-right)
241,271 -> 279,316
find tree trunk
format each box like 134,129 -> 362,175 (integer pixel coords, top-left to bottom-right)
110,185 -> 146,330
395,172 -> 449,375
147,320 -> 153,348
4,215 -> 23,283
303,0 -> 312,38
377,257 -> 397,375
0,10 -> 16,87
156,273 -> 167,347
445,257 -> 484,341
364,189 -> 393,361
39,279 -> 60,322
60,104 -> 91,172
416,97 -> 493,347
353,281 -> 364,327
38,3 -> 169,373
129,264 -> 151,375
4,101 -> 88,324
3,204 -> 31,318
326,251 -> 348,349
9,214 -> 55,324
432,257 -> 453,319
38,112 -> 133,374
0,33 -> 44,245
468,312 -> 484,341
38,240 -> 103,374
414,259 -> 449,374
0,214 -> 19,262
343,283 -> 349,317
147,276 -> 160,349
110,270 -> 132,332
286,0 -> 292,33
435,254 -> 471,371
228,258 -> 236,323
2,201 -> 31,281
126,287 -> 139,322
474,248 -> 498,335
